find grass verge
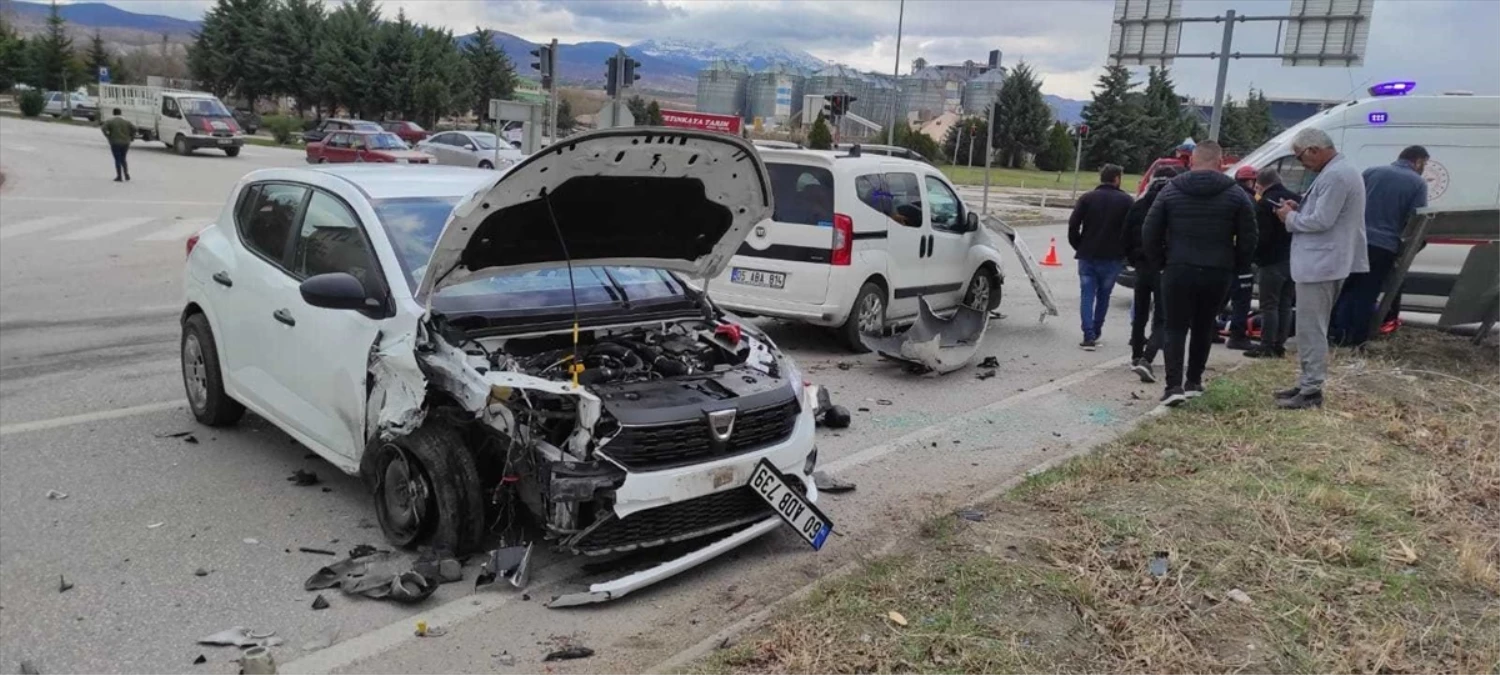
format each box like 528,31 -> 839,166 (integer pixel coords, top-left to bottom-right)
696,329 -> 1499,674
940,164 -> 1144,191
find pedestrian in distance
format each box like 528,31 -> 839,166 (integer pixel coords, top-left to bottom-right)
1123,164 -> 1182,383
1222,165 -> 1261,351
1244,167 -> 1299,359
1142,141 -> 1257,406
1273,127 -> 1368,409
1067,163 -> 1134,351
101,108 -> 136,182
1329,145 -> 1430,347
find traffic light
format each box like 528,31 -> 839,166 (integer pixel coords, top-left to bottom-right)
825,92 -> 856,118
622,58 -> 641,90
605,55 -> 620,98
531,44 -> 553,90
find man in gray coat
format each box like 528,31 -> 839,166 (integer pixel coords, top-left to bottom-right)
1273,128 -> 1368,409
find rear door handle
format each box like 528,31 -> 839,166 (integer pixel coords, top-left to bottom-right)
272,308 -> 295,327
212,271 -> 232,287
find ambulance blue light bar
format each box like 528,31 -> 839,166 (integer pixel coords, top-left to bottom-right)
1369,81 -> 1415,97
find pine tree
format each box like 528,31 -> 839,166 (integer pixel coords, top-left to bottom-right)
85,31 -> 110,83
1079,65 -> 1142,171
990,61 -> 1052,168
1216,94 -> 1252,151
1034,121 -> 1075,172
646,100 -> 665,126
464,28 -> 515,122
374,9 -> 418,118
807,114 -> 832,149
1244,88 -> 1275,147
28,1 -> 81,92
1138,67 -> 1193,171
268,0 -> 325,115
555,98 -> 576,133
315,0 -> 381,117
0,15 -> 26,91
942,116 -> 988,167
626,95 -> 649,124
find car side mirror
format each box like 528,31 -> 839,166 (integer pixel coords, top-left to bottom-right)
465,144 -> 476,151
965,211 -> 980,232
300,273 -> 376,311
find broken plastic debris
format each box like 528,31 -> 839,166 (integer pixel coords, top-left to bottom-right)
876,399 -> 893,406
1149,552 -> 1169,578
238,646 -> 276,675
197,627 -> 277,648
1226,588 -> 1252,604
305,551 -> 438,604
298,547 -> 337,556
863,297 -> 990,374
311,594 -> 330,610
414,621 -> 447,638
543,646 -> 595,662
812,471 -> 856,493
58,574 -> 73,593
147,522 -> 165,529
243,538 -> 259,545
45,490 -> 67,500
192,655 -> 206,665
194,568 -> 209,577
887,610 -> 908,627
183,435 -> 199,444
976,369 -> 996,380
978,356 -> 999,368
413,550 -> 464,584
288,469 -> 320,486
956,510 -> 985,522
475,543 -> 532,589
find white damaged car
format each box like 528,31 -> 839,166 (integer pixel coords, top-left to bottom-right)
179,129 -> 829,605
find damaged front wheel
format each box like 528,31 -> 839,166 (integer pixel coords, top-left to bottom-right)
371,424 -> 484,555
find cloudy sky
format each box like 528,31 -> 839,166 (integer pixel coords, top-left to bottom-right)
86,0 -> 1500,100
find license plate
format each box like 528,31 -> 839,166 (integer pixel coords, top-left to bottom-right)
749,459 -> 832,550
217,139 -> 233,145
730,267 -> 786,289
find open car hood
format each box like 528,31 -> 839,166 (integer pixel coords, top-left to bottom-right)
415,128 -> 772,303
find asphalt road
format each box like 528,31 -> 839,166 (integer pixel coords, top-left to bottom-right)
0,117 -> 1220,674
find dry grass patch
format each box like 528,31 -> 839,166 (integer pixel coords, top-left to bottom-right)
694,330 -> 1500,674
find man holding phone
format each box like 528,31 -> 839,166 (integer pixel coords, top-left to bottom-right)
1244,168 -> 1299,358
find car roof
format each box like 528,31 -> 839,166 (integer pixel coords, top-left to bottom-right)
245,165 -> 495,201
756,147 -> 941,174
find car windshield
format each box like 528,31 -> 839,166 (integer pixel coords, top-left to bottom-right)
371,197 -> 687,312
180,97 -> 231,117
404,121 -> 424,132
365,133 -> 408,150
469,133 -> 498,150
353,121 -> 383,132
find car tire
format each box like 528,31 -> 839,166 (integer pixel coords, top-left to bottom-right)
224,146 -> 241,157
181,313 -> 245,427
962,266 -> 1002,312
372,424 -> 484,555
478,160 -> 493,170
174,135 -> 191,156
838,281 -> 886,353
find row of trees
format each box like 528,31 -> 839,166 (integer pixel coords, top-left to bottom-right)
1,5 -> 190,96
939,62 -> 1053,169
187,0 -> 518,126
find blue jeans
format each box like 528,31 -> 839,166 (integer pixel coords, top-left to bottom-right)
1078,258 -> 1124,341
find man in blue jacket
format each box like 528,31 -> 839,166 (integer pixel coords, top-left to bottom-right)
1067,163 -> 1134,351
1329,145 -> 1429,347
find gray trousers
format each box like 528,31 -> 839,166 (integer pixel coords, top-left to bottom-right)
1294,279 -> 1344,393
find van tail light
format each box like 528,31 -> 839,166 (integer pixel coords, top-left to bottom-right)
831,213 -> 854,266
186,232 -> 201,258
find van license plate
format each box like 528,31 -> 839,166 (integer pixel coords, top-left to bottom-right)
730,268 -> 786,289
218,139 -> 233,145
749,459 -> 832,550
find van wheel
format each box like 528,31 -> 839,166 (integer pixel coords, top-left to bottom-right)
181,314 -> 245,426
174,135 -> 191,155
839,282 -> 886,353
478,160 -> 493,170
962,267 -> 1002,311
372,424 -> 484,555
224,146 -> 240,157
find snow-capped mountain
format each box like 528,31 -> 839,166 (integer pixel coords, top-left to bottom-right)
632,38 -> 827,73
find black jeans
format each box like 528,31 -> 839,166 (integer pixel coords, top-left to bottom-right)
1130,266 -> 1164,363
1162,265 -> 1233,389
1331,245 -> 1398,346
110,144 -> 130,178
1256,260 -> 1295,351
1226,268 -> 1254,338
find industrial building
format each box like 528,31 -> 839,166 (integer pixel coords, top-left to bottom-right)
746,64 -> 807,126
696,59 -> 751,117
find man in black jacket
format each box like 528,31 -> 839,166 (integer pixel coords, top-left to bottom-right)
1067,163 -> 1134,351
1245,167 -> 1298,358
1142,141 -> 1257,406
1123,165 -> 1182,382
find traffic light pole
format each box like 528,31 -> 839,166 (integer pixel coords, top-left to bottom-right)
981,102 -> 994,215
548,38 -> 559,143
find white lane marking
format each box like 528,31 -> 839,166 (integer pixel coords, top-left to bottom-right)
0,215 -> 79,240
138,220 -> 209,241
0,400 -> 185,436
2,143 -> 38,152
56,216 -> 158,241
278,353 -> 1136,674
0,197 -> 223,206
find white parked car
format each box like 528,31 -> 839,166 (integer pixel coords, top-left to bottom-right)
179,129 -> 828,605
707,147 -> 1007,350
416,130 -> 525,170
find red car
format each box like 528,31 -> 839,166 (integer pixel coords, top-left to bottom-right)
381,120 -> 429,144
305,130 -> 435,164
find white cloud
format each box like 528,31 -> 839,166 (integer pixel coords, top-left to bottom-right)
91,0 -> 1500,101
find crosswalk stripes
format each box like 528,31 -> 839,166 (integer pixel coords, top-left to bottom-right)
0,215 -> 79,240
56,216 -> 159,241
137,220 -> 209,241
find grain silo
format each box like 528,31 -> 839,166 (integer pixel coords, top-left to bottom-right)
961,67 -> 1006,113
746,63 -> 806,126
858,74 -> 899,134
899,68 -> 948,122
696,59 -> 750,118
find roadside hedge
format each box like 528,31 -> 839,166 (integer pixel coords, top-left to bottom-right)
19,89 -> 44,117
262,114 -> 303,145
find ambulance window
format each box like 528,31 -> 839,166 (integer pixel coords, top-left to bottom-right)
1270,156 -> 1313,196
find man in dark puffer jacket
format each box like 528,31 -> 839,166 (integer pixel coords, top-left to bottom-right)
1142,141 -> 1257,406
1122,165 -> 1182,383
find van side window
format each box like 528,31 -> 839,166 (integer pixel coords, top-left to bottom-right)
884,172 -> 923,228
766,163 -> 834,226
855,174 -> 892,216
162,97 -> 179,118
924,175 -> 963,233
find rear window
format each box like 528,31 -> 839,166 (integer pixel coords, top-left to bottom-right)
766,163 -> 834,226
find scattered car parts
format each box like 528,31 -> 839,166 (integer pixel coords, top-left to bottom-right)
863,297 -> 990,374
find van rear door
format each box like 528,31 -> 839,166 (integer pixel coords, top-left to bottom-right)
725,160 -> 835,305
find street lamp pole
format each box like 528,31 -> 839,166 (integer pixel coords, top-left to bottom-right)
981,101 -> 995,215
887,0 -> 904,147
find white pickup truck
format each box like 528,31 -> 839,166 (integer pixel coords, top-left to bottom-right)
98,84 -> 246,157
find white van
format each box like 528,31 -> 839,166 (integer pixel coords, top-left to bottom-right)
706,147 -> 1008,350
1228,91 -> 1500,312
99,84 -> 246,157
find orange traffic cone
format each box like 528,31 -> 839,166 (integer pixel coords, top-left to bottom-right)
1040,237 -> 1063,267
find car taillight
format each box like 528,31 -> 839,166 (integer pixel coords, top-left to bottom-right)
831,213 -> 854,266
186,232 -> 200,258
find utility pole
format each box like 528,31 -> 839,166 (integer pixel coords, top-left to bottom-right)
981,101 -> 995,215
1207,10 -> 1236,142
886,0 -> 905,147
1070,123 -> 1089,201
547,39 -> 559,143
